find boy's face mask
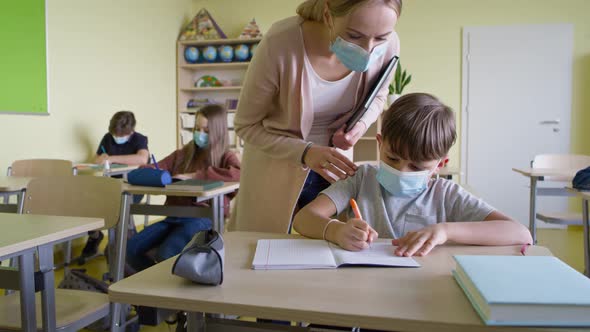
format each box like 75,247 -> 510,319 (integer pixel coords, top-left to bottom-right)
376,161 -> 439,197
193,131 -> 209,148
112,134 -> 131,145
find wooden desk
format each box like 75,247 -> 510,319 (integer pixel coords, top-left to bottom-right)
109,232 -> 565,332
0,176 -> 32,213
121,182 -> 239,233
74,163 -> 137,177
567,188 -> 590,277
0,213 -> 103,332
512,167 -> 578,243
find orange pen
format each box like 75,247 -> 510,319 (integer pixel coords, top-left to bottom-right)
350,198 -> 372,246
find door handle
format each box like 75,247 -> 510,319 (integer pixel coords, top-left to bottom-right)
539,119 -> 560,125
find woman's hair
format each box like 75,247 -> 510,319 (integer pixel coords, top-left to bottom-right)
381,93 -> 456,162
296,0 -> 402,22
109,111 -> 136,136
181,104 -> 229,172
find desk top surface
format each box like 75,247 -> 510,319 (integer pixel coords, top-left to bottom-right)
122,181 -> 239,197
0,213 -> 103,258
512,167 -> 578,178
109,232 -> 567,332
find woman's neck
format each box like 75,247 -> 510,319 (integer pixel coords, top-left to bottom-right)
301,20 -> 351,81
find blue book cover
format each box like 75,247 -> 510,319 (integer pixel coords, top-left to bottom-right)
453,255 -> 590,326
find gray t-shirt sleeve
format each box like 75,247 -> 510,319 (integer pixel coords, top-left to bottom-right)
444,182 -> 495,222
320,169 -> 363,215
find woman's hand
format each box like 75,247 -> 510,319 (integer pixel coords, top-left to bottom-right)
327,218 -> 378,251
304,145 -> 357,183
392,224 -> 449,257
331,121 -> 367,150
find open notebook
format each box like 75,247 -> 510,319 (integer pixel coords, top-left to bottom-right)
252,239 -> 420,270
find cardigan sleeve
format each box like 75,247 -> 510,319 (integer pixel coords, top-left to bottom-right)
234,32 -> 309,165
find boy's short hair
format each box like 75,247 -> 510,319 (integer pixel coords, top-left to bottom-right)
381,93 -> 456,162
109,111 -> 136,136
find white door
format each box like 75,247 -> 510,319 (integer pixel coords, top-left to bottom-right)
461,24 -> 573,226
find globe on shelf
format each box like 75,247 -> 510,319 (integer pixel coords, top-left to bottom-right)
234,44 -> 250,61
218,45 -> 234,62
184,46 -> 199,63
250,43 -> 258,59
202,46 -> 218,62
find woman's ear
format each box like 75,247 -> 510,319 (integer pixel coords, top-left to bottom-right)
322,2 -> 333,27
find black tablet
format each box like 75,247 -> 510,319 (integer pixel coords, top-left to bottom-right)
344,55 -> 399,132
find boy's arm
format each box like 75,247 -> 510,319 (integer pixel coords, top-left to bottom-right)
393,211 -> 532,257
107,149 -> 149,165
445,211 -> 533,246
293,194 -> 339,239
293,194 -> 378,251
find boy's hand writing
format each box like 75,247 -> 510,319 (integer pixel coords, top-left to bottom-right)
328,218 -> 378,251
392,223 -> 448,257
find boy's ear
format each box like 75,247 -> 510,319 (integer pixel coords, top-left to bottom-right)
376,133 -> 382,148
436,156 -> 449,169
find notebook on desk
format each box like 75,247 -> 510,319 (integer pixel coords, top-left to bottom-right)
453,255 -> 590,327
165,179 -> 223,191
252,239 -> 419,270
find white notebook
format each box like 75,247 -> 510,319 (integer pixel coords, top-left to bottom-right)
252,239 -> 420,270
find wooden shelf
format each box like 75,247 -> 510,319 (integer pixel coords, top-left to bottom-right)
181,86 -> 242,92
359,137 -> 376,141
180,62 -> 250,70
180,109 -> 236,114
179,38 -> 262,46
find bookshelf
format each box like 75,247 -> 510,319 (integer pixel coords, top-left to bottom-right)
176,38 -> 261,149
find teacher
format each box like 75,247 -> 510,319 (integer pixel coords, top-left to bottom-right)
230,0 -> 401,233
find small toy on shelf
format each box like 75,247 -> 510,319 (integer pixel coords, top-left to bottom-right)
238,18 -> 263,39
218,45 -> 234,62
202,45 -> 218,62
184,46 -> 200,63
234,44 -> 250,61
195,75 -> 222,88
179,8 -> 227,41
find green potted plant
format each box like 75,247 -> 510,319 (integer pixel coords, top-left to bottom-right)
388,61 -> 412,106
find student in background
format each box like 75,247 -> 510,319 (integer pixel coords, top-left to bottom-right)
293,93 -> 532,255
82,110 -> 149,259
126,104 -> 240,272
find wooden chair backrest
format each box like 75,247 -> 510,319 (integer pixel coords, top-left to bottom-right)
10,159 -> 74,177
23,176 -> 122,230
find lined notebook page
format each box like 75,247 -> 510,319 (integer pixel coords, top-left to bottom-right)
252,239 -> 336,270
330,242 -> 420,267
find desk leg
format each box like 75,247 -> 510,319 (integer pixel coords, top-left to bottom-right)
529,177 -> 538,244
187,312 -> 205,332
38,244 -> 56,332
110,193 -> 131,332
19,251 -> 37,332
212,195 -> 224,234
583,199 -> 589,277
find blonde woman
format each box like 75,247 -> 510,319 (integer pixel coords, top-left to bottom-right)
232,0 -> 401,233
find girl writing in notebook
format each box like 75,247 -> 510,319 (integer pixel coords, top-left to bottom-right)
126,104 -> 240,272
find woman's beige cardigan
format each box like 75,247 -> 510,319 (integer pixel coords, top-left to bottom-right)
230,16 -> 399,233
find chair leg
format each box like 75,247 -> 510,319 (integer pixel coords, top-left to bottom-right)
144,195 -> 151,227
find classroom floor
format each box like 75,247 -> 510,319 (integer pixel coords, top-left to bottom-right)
59,225 -> 586,331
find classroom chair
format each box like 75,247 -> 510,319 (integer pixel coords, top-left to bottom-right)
6,159 -> 78,266
533,154 -> 590,226
0,176 -> 131,331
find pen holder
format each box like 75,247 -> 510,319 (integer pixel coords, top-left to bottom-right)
127,168 -> 172,187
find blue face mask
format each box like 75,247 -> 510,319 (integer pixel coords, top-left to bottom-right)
329,36 -> 388,72
112,135 -> 130,145
376,161 -> 436,197
193,131 -> 209,148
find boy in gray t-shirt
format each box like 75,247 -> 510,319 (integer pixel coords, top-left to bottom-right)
293,93 -> 532,257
